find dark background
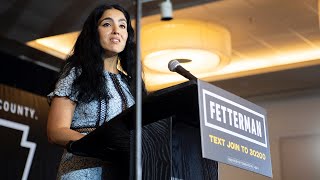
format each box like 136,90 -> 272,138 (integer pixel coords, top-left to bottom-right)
0,49 -> 62,180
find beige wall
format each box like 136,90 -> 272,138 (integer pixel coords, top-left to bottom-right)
219,89 -> 320,180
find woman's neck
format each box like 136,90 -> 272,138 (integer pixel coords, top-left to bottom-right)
103,55 -> 119,74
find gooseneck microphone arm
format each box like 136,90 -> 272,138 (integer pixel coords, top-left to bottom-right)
168,60 -> 198,80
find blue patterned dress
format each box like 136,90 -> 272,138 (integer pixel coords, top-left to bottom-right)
48,68 -> 135,179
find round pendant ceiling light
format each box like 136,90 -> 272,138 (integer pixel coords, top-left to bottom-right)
141,19 -> 232,76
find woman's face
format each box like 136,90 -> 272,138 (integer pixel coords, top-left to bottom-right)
98,8 -> 128,57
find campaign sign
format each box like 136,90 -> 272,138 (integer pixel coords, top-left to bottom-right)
197,80 -> 272,177
0,84 -> 62,180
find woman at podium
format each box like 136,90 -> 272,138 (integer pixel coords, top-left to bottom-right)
47,3 -> 146,179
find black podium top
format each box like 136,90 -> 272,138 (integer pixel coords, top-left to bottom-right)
69,80 -> 200,161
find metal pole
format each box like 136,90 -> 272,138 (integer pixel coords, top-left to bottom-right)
135,0 -> 142,180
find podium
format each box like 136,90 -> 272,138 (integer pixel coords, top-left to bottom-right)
70,80 -> 218,179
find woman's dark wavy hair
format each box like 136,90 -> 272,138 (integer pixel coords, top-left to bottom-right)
58,4 -> 146,103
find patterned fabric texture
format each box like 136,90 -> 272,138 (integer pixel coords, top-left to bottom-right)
48,68 -> 134,179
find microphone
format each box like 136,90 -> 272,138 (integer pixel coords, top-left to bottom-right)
168,60 -> 197,80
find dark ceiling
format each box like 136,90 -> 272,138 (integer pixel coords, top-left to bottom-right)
0,0 -> 214,43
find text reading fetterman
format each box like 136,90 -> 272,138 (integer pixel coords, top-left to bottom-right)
209,101 -> 262,138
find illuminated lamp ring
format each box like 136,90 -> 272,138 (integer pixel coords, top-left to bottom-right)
141,19 -> 231,75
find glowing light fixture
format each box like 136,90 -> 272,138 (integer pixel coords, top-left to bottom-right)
141,19 -> 232,75
27,32 -> 79,59
25,20 -> 320,92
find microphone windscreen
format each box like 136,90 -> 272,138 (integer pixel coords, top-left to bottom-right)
168,59 -> 180,72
